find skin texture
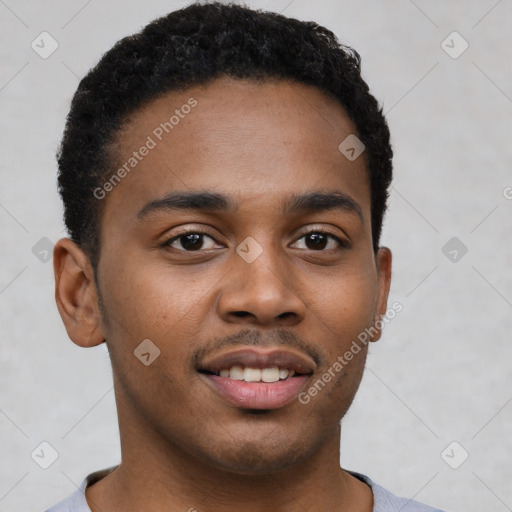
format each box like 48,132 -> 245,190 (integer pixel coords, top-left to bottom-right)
54,77 -> 392,512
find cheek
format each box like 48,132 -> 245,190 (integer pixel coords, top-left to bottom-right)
98,254 -> 215,381
312,268 -> 378,344
100,256 -> 197,337
300,277 -> 374,412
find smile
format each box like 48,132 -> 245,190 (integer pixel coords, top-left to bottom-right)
197,347 -> 315,409
209,366 -> 296,382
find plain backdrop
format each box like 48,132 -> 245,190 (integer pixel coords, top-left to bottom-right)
1,1 -> 511,511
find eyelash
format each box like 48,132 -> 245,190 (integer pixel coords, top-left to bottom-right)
162,228 -> 349,252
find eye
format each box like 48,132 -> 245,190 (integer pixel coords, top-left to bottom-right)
163,230 -> 221,252
292,230 -> 348,251
162,228 -> 349,253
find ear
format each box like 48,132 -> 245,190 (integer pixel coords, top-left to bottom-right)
369,246 -> 392,342
53,238 -> 106,348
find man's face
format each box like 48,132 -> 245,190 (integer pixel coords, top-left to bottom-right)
93,77 -> 391,473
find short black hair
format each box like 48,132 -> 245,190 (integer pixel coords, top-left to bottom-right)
57,1 -> 393,269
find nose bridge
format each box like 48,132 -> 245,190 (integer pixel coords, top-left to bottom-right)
217,231 -> 305,324
236,231 -> 289,295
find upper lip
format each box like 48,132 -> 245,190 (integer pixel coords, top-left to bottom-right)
198,347 -> 316,375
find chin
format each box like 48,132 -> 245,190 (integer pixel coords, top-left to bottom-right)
199,435 -> 315,475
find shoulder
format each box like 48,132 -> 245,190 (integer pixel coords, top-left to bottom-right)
348,471 -> 449,512
44,485 -> 88,512
44,466 -> 119,512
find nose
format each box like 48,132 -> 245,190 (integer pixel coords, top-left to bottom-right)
216,242 -> 306,327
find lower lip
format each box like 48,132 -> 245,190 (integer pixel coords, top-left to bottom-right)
201,374 -> 309,410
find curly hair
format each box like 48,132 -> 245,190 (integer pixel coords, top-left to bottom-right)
57,1 -> 393,269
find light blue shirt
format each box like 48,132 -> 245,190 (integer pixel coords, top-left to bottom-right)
45,465 -> 447,511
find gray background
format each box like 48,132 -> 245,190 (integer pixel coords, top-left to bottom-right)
1,1 -> 511,510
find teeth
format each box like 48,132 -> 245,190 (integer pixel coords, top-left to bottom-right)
261,367 -> 280,382
229,365 -> 244,380
279,368 -> 289,379
243,367 -> 261,382
217,366 -> 297,382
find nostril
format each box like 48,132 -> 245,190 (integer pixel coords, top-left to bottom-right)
233,311 -> 251,318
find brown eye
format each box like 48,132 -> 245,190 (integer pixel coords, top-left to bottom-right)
163,231 -> 219,252
292,230 -> 347,251
305,232 -> 328,250
177,233 -> 203,251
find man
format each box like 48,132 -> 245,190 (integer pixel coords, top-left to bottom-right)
46,2 -> 446,511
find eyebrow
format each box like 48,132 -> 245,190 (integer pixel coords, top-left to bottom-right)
137,190 -> 364,223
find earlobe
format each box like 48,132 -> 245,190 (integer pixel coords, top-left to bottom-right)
370,246 -> 392,342
53,238 -> 106,348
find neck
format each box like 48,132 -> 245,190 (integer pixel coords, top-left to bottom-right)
85,399 -> 373,512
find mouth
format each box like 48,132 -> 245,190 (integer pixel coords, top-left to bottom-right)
201,366 -> 302,382
197,348 -> 315,410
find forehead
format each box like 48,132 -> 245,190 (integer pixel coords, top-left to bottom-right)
101,77 -> 370,227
